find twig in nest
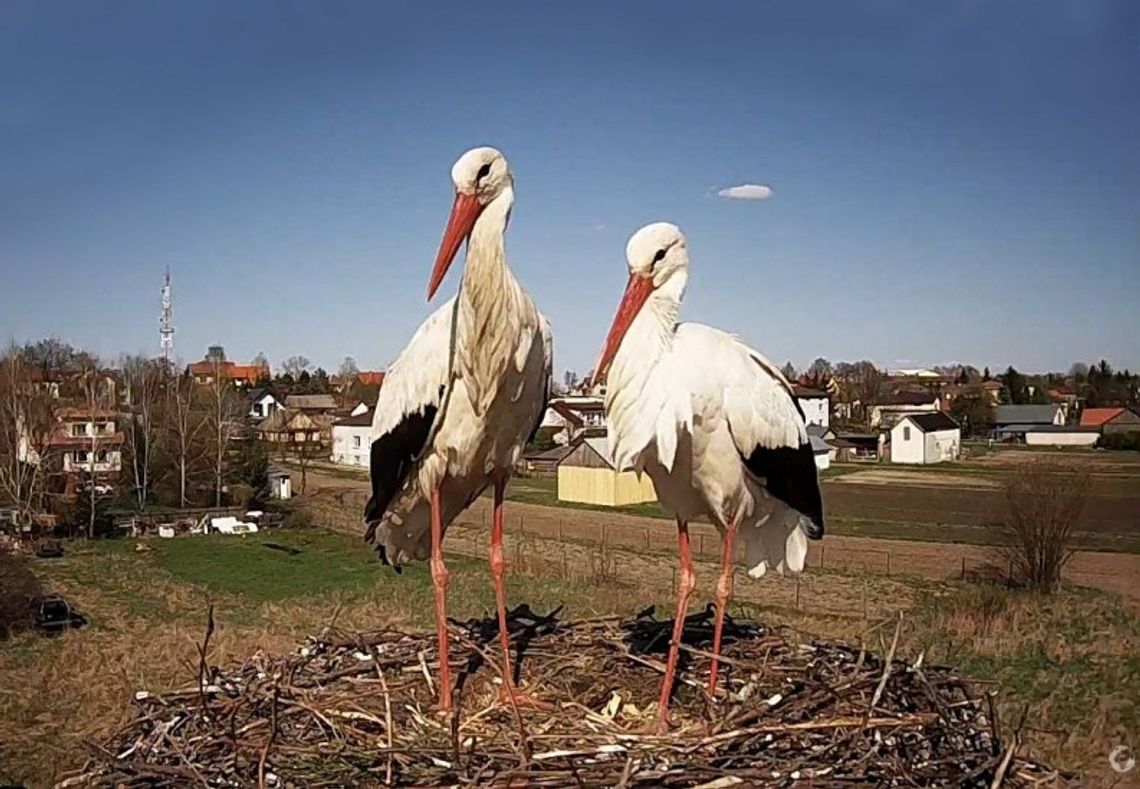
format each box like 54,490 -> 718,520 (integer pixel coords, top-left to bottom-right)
196,604 -> 215,713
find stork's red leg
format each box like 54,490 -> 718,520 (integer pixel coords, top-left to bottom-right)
656,519 -> 696,732
708,519 -> 738,694
490,477 -> 548,708
489,477 -> 518,699
429,486 -> 452,711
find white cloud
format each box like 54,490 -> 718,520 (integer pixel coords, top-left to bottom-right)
716,183 -> 773,200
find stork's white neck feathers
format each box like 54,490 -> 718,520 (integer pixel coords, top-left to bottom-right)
456,185 -> 526,414
604,271 -> 691,472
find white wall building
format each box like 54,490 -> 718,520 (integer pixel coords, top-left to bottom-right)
792,386 -> 830,429
889,412 -> 961,465
330,410 -> 372,467
1023,426 -> 1100,447
249,389 -> 282,420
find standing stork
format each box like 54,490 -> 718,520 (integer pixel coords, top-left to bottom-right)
592,222 -> 824,730
364,147 -> 552,711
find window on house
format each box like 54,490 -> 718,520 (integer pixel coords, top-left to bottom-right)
353,436 -> 361,448
903,426 -> 911,441
75,450 -> 88,462
96,449 -> 108,462
71,424 -> 86,437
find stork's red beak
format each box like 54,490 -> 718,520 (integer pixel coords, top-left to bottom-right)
427,191 -> 483,301
592,273 -> 654,385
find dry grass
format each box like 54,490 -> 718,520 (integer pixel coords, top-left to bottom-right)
1,527 -> 1137,787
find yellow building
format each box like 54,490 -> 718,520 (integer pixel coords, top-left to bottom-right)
556,437 -> 657,507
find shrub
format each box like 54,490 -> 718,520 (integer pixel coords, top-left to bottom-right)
997,460 -> 1088,592
0,555 -> 42,638
1098,432 -> 1139,451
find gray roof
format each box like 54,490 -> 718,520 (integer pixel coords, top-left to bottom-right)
285,394 -> 338,410
902,412 -> 960,432
993,404 -> 1061,426
997,424 -> 1097,434
809,435 -> 831,454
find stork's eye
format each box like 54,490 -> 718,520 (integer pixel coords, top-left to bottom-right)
652,248 -> 667,264
476,163 -> 492,181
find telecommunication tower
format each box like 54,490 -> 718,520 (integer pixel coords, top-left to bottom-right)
159,268 -> 175,362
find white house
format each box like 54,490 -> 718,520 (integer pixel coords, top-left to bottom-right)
870,391 -> 940,428
248,388 -> 282,420
792,385 -> 830,429
330,410 -> 372,467
540,396 -> 607,445
889,412 -> 961,465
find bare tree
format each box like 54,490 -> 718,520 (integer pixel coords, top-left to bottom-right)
207,359 -> 243,507
282,355 -> 311,379
338,356 -> 359,380
121,356 -> 166,510
169,372 -> 209,507
998,460 -> 1089,591
0,346 -> 55,532
77,360 -> 108,539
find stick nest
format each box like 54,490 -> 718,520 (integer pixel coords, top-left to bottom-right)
61,606 -> 1069,787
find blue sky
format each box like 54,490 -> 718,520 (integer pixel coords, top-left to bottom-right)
2,1 -> 1138,376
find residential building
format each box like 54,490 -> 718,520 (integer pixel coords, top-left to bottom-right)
992,404 -> 1065,441
888,412 -> 960,465
539,396 -> 607,445
556,436 -> 656,507
330,410 -> 373,467
24,406 -> 125,475
256,409 -> 335,447
248,388 -> 282,420
187,346 -> 269,387
1080,407 -> 1140,435
792,385 -> 829,428
869,391 -> 940,428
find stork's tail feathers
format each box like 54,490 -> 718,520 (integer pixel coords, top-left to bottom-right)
742,508 -> 814,579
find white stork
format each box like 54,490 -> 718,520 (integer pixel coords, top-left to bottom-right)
364,147 -> 552,711
592,222 -> 824,730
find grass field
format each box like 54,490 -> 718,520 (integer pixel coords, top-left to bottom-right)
2,525 -> 1138,787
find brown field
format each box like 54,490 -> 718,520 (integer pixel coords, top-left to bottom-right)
304,460 -> 1140,599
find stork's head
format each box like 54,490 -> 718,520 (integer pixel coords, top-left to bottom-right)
427,146 -> 513,300
593,222 -> 689,384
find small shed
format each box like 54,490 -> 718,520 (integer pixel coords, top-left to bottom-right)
556,437 -> 656,507
268,471 -> 292,500
520,444 -> 574,477
889,412 -> 961,465
809,435 -> 831,471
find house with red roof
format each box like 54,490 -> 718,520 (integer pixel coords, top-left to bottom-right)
1079,407 -> 1140,435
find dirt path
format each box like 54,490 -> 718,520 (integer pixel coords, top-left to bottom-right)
302,468 -> 1140,601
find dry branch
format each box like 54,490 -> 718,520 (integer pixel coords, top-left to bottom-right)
60,607 -> 1070,788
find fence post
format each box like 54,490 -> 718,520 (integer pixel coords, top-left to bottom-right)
558,520 -> 563,541
602,524 -> 607,547
885,552 -> 891,576
645,528 -> 650,550
961,555 -> 966,581
820,544 -> 825,569
795,575 -> 801,610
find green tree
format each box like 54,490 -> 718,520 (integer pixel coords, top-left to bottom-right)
950,384 -> 994,437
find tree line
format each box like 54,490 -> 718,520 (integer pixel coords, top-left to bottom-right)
0,340 -> 267,538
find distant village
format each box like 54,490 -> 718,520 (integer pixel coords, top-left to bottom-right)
3,337 -> 1137,538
